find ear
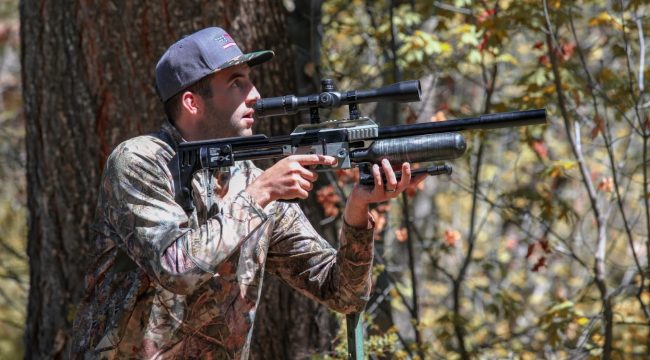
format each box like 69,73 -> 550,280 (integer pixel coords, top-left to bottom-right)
180,91 -> 201,116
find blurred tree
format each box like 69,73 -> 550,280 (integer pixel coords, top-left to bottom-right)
0,1 -> 25,357
20,0 -> 335,358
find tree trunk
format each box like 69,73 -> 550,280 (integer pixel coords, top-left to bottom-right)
21,1 -> 334,358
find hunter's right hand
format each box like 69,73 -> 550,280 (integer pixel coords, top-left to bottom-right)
246,154 -> 337,208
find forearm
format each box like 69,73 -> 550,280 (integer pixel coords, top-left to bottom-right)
157,190 -> 268,293
266,203 -> 375,313
343,193 -> 372,229
333,217 -> 375,312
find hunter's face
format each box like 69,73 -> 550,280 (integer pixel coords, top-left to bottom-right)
198,63 -> 260,139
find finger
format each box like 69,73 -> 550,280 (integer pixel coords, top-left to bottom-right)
292,166 -> 319,182
372,164 -> 382,190
297,188 -> 309,199
297,177 -> 313,192
396,162 -> 412,191
382,159 -> 398,191
293,154 -> 338,166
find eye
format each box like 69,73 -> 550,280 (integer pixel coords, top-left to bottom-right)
231,79 -> 242,88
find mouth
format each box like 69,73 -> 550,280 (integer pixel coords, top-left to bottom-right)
242,111 -> 255,127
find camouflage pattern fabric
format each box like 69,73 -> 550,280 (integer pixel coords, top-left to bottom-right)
70,121 -> 375,359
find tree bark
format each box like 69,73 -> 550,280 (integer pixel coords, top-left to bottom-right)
22,1 -> 334,358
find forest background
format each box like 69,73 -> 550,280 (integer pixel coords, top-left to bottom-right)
1,0 -> 649,359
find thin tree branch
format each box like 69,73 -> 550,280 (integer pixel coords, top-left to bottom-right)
568,7 -> 650,323
543,3 -> 613,356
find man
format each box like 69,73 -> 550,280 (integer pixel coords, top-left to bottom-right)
71,27 -> 420,359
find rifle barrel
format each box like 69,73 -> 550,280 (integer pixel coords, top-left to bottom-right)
376,109 -> 546,139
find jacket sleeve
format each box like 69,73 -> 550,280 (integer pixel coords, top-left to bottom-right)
102,138 -> 268,295
264,202 -> 375,314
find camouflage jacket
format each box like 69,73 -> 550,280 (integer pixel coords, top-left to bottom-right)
71,121 -> 375,359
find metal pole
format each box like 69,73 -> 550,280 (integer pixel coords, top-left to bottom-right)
346,312 -> 364,359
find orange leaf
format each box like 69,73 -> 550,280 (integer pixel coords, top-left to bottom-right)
560,42 -> 575,61
597,177 -> 613,193
405,108 -> 418,124
532,140 -> 548,160
526,243 -> 535,259
405,180 -> 425,198
395,228 -> 408,242
591,114 -> 605,140
538,55 -> 550,66
336,168 -> 359,186
539,238 -> 550,253
316,185 -> 341,217
444,229 -> 461,247
572,89 -> 581,107
431,110 -> 447,122
478,33 -> 489,53
531,256 -> 546,272
476,9 -> 495,23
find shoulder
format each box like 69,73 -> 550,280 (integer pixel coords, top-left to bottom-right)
110,134 -> 174,163
104,134 -> 175,181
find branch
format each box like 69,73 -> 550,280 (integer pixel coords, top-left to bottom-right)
400,193 -> 423,356
451,39 -> 499,357
617,0 -> 645,130
618,0 -> 650,326
635,15 -> 645,92
410,224 -> 455,281
568,7 -> 650,323
543,4 -> 612,356
432,1 -> 472,15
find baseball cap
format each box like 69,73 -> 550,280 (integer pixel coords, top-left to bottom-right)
155,27 -> 274,102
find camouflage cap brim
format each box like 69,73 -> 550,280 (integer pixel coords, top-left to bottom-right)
213,50 -> 275,72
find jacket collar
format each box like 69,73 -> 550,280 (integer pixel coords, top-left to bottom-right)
161,119 -> 185,146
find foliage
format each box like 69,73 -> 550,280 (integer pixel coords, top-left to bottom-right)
0,0 -> 26,357
318,0 -> 650,358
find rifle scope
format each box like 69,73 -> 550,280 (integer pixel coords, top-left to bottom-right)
254,80 -> 422,117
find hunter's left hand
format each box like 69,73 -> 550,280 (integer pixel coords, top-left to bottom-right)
349,159 -> 424,204
343,159 -> 427,228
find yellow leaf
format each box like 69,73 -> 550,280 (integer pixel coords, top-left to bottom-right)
543,85 -> 555,94
456,24 -> 475,35
576,317 -> 589,326
496,53 -> 518,65
561,161 -> 577,170
589,12 -> 622,30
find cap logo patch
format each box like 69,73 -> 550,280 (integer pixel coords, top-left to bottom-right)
215,34 -> 237,49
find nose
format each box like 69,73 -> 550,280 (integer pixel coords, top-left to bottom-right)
245,85 -> 260,107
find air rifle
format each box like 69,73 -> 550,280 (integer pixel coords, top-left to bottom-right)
171,79 -> 547,211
